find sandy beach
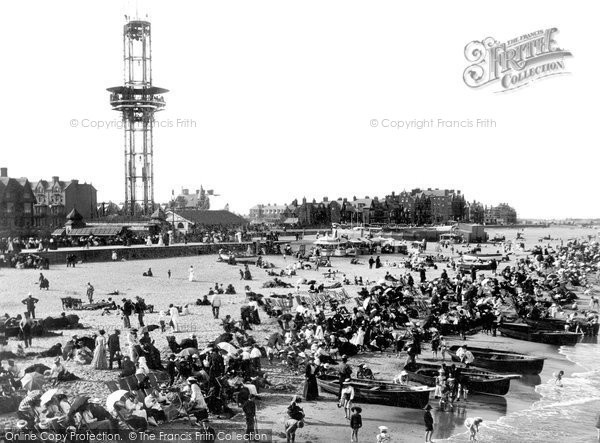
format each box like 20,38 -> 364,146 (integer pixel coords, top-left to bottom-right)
0,225 -> 598,442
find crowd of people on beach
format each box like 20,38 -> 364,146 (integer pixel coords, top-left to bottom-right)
241,236 -> 599,440
1,230 -> 599,442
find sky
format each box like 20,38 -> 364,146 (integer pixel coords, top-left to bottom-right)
1,0 -> 598,218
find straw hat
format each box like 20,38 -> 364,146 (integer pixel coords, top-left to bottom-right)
378,426 -> 388,432
343,378 -> 351,385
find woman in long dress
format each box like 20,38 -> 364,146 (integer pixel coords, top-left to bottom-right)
314,324 -> 324,341
126,329 -> 139,362
91,330 -> 108,370
303,360 -> 320,401
350,327 -> 365,351
188,266 -> 194,282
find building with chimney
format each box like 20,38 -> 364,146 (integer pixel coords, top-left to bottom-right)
0,167 -> 35,235
32,176 -> 97,231
172,188 -> 211,210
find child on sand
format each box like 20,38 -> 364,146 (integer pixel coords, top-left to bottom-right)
350,406 -> 362,442
440,337 -> 448,361
376,426 -> 390,443
431,335 -> 440,360
340,379 -> 355,420
424,404 -> 434,443
464,417 -> 482,441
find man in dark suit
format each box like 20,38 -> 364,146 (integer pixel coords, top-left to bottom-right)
121,299 -> 133,328
108,329 -> 122,369
21,294 -> 39,319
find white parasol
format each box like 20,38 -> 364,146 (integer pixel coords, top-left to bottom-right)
217,342 -> 238,354
106,389 -> 128,411
40,388 -> 59,406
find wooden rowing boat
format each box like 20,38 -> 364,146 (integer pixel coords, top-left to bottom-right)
316,375 -> 433,409
218,253 -> 257,264
523,318 -> 568,331
403,362 -> 520,396
498,322 -> 581,346
447,345 -> 545,374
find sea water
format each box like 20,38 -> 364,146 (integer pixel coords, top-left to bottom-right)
446,342 -> 600,442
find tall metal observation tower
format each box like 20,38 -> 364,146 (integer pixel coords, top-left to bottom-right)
108,14 -> 168,216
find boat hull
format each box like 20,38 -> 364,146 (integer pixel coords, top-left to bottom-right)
499,323 -> 581,346
219,253 -> 256,264
404,363 -> 518,396
316,376 -> 433,409
523,318 -> 568,331
448,345 -> 545,375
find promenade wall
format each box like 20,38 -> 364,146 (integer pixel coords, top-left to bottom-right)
23,241 -> 287,265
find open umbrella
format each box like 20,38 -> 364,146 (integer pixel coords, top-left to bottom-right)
178,347 -> 199,357
40,388 -> 59,406
24,364 -> 50,374
21,372 -> 45,391
217,342 -> 237,354
106,390 -> 128,411
70,396 -> 90,414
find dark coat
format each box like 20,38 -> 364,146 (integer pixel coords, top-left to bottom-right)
108,333 -> 121,352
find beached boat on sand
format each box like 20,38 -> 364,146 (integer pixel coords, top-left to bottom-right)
316,374 -> 433,409
447,345 -> 545,375
403,362 -> 520,396
523,318 -> 568,331
218,252 -> 257,264
499,322 -> 581,346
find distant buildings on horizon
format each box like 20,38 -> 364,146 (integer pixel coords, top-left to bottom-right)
249,188 -> 518,227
